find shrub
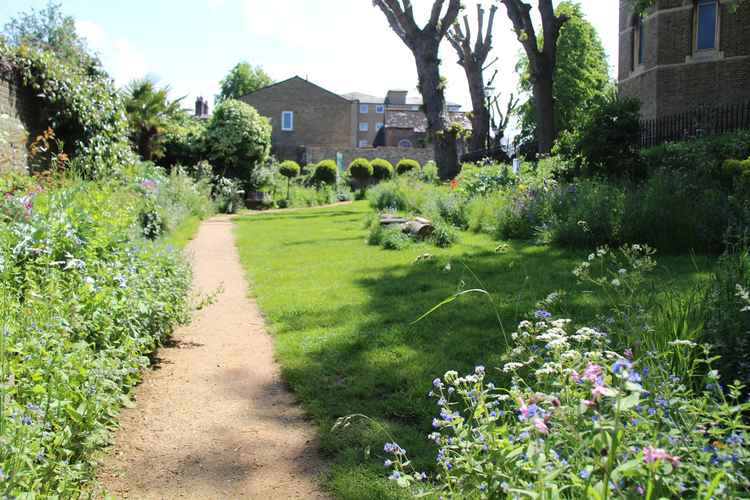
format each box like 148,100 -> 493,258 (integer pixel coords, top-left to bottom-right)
279,160 -> 301,200
548,180 -> 625,247
420,161 -> 440,184
371,158 -> 394,181
555,95 -> 643,179
396,158 -> 420,175
641,130 -> 750,178
313,160 -> 338,185
430,218 -> 458,248
0,167 -> 208,495
213,176 -> 244,214
205,99 -> 272,182
456,163 -> 516,196
348,158 -> 373,194
494,186 -> 551,241
381,226 -> 412,250
703,249 -> 750,387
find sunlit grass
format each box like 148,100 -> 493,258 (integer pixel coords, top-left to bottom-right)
233,201 -> 713,499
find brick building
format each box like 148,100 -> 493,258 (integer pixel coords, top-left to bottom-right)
240,76 -> 358,162
618,0 -> 750,120
240,76 -> 469,162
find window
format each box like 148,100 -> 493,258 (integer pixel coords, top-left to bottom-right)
359,122 -> 369,132
376,105 -> 385,114
632,16 -> 645,69
360,104 -> 369,114
281,111 -> 294,131
358,140 -> 369,148
398,139 -> 413,148
696,0 -> 718,51
375,122 -> 384,130
411,105 -> 420,111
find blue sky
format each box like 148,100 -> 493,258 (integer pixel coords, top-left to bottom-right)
1,1 -> 619,114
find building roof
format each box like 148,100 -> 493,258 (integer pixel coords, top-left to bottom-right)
240,76 -> 351,104
340,92 -> 385,104
385,110 -> 472,132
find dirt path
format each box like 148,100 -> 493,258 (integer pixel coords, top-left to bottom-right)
98,215 -> 327,499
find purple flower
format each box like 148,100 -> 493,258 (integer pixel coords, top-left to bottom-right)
612,358 -> 632,375
534,309 -> 552,319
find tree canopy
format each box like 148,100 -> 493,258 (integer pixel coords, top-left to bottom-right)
516,1 -> 611,154
123,78 -> 184,161
215,62 -> 273,103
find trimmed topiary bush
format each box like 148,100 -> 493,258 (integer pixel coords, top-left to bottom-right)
371,158 -> 394,181
396,158 -> 420,175
348,158 -> 373,196
313,159 -> 338,185
278,160 -> 300,200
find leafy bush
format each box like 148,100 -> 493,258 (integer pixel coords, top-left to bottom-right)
348,158 -> 373,196
371,158 -> 394,182
160,114 -> 207,169
205,99 -> 271,182
420,161 -> 440,184
641,130 -> 750,178
396,159 -> 420,175
367,220 -> 411,250
456,163 -> 516,197
430,218 -> 458,248
555,95 -> 643,179
213,176 -> 244,214
279,160 -> 301,179
703,249 -> 750,387
0,165 -> 209,495
313,160 -> 338,185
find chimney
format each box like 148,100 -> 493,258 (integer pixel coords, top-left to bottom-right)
386,90 -> 408,106
195,96 -> 204,117
202,98 -> 209,117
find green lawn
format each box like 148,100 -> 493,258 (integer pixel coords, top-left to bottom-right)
233,201 -> 713,499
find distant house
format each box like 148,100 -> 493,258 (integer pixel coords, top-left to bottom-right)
239,76 -> 469,162
239,76 -> 357,162
618,0 -> 750,121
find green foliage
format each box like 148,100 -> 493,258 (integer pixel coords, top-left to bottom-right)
455,163 -> 516,196
123,77 -> 184,162
516,1 -> 612,150
1,39 -> 135,177
2,1 -> 97,68
703,249 -> 750,386
205,99 -> 271,182
312,160 -> 338,185
213,176 -> 244,214
555,95 -> 643,179
371,158 -> 394,181
215,61 -> 273,103
430,218 -> 458,248
159,112 -> 207,169
278,160 -> 301,179
419,161 -> 440,184
396,158 -> 420,175
642,130 -> 750,177
348,158 -> 373,184
0,164 -> 211,495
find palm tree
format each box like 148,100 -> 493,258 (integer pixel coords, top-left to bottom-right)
123,78 -> 183,161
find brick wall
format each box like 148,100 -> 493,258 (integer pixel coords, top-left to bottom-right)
618,0 -> 750,120
240,76 -> 356,161
0,72 -> 38,173
305,146 -> 434,168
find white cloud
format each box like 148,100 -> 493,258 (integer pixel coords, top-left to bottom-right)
208,0 -> 225,9
75,20 -> 107,47
110,39 -> 150,86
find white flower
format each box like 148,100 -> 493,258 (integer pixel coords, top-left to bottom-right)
668,340 -> 697,348
550,319 -> 571,329
588,253 -> 595,261
618,268 -> 627,275
444,371 -> 459,384
511,332 -> 519,341
611,278 -> 621,287
561,350 -> 582,363
84,276 -> 95,285
535,363 -> 560,376
546,337 -> 569,350
518,320 -> 533,331
535,321 -> 548,329
502,362 -> 524,373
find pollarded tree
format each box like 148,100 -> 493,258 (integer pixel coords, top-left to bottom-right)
278,160 -> 300,200
373,0 -> 462,180
216,62 -> 273,103
500,0 -> 569,155
446,3 -> 498,152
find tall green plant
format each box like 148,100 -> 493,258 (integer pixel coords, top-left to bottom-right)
123,78 -> 183,162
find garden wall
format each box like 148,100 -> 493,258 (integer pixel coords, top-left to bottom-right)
305,146 -> 434,167
0,71 -> 39,173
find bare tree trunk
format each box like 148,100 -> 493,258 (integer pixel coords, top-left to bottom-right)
533,74 -> 555,155
500,0 -> 568,155
373,0 -> 462,180
446,3 -> 498,153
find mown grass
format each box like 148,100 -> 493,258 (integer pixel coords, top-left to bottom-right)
233,201 -> 714,499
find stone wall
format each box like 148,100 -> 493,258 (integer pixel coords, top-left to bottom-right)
0,72 -> 37,173
305,146 -> 434,168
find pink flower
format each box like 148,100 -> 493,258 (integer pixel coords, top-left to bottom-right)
591,385 -> 615,401
583,363 -> 603,383
518,399 -> 530,419
570,370 -> 581,383
533,418 -> 549,435
642,447 -> 680,467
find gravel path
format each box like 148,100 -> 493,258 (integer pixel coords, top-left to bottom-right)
98,215 -> 327,499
